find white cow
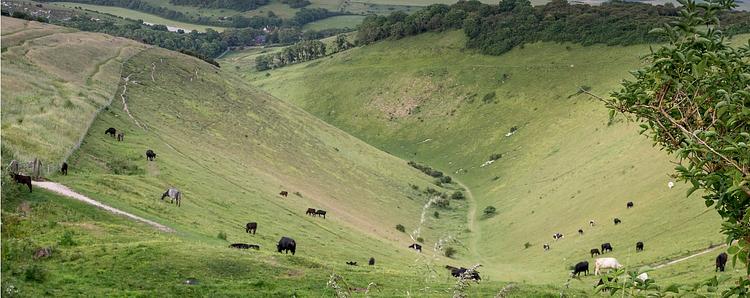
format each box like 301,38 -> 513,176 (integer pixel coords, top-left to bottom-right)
668,181 -> 675,189
594,257 -> 623,275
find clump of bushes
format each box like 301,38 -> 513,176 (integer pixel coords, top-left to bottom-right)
217,231 -> 227,241
433,211 -> 440,218
408,161 -> 445,178
58,231 -> 77,246
482,91 -> 496,104
417,237 -> 424,243
107,158 -> 144,175
489,153 -> 502,161
396,224 -> 406,233
24,265 -> 47,282
451,191 -> 465,200
483,206 -> 497,217
524,242 -> 532,249
444,247 -> 457,258
438,176 -> 452,184
434,197 -> 450,209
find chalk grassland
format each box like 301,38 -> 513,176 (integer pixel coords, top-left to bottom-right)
0,19 -> 573,296
303,15 -> 366,30
236,30 -> 750,288
1,17 -> 147,163
53,2 -> 229,32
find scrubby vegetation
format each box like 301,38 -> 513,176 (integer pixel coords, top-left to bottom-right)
255,40 -> 327,70
169,0 -> 270,11
357,0 -> 750,56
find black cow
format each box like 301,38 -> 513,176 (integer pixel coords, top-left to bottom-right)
11,173 -> 32,192
315,210 -> 327,219
601,243 -> 613,253
571,261 -> 589,277
409,243 -> 422,252
346,261 -> 358,266
590,248 -> 601,257
636,241 -> 644,252
543,243 -> 550,251
627,201 -> 634,208
61,162 -> 68,175
578,229 -> 584,235
105,127 -> 116,137
446,266 -> 481,281
614,218 -> 622,225
229,243 -> 258,250
146,149 -> 157,161
716,252 -> 728,272
245,222 -> 257,234
369,257 -> 375,266
117,132 -> 124,141
277,236 -> 296,255
306,208 -> 316,216
279,191 -> 288,197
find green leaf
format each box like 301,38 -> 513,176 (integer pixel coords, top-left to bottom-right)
727,245 -> 739,255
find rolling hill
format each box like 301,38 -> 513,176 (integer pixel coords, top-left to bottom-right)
1,18 -> 580,296
235,30 -> 750,286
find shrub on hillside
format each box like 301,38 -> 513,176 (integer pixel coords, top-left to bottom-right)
483,206 -> 497,217
451,191 -> 465,200
434,197 -> 450,209
217,231 -> 227,241
408,161 -> 444,178
24,265 -> 47,282
439,176 -> 452,184
58,231 -> 77,246
489,153 -> 502,161
482,91 -> 496,104
444,246 -> 456,258
395,224 -> 406,233
433,211 -> 440,218
524,242 -> 532,249
417,237 -> 424,243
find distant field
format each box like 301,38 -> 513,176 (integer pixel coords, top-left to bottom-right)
237,30 -> 750,288
55,2 -> 230,32
303,15 -> 365,30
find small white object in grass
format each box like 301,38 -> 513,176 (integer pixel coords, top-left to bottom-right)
637,272 -> 649,282
570,64 -> 574,68
668,181 -> 674,189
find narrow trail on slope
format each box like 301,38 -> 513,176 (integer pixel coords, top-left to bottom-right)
652,244 -> 726,269
454,179 -> 483,262
32,181 -> 175,232
120,74 -> 145,130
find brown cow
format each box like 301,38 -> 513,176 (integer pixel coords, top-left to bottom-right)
245,222 -> 257,234
11,173 -> 32,192
306,208 -> 316,216
279,191 -> 288,197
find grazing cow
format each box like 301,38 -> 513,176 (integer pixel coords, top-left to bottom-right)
61,162 -> 68,175
117,132 -> 124,141
627,201 -> 634,209
668,181 -> 675,189
716,252 -> 728,272
571,261 -> 589,277
10,173 -> 32,192
245,222 -> 257,234
369,257 -> 375,266
305,208 -> 316,216
578,229 -> 584,235
145,149 -> 157,161
445,266 -> 481,281
601,243 -> 613,253
614,218 -> 622,225
277,236 -> 296,255
590,248 -> 601,258
346,261 -> 358,266
315,210 -> 327,219
636,241 -> 644,252
279,191 -> 288,197
543,243 -> 550,251
589,220 -> 596,226
409,243 -> 422,252
594,257 -> 622,275
160,187 -> 182,207
553,233 -> 564,240
105,127 -> 116,137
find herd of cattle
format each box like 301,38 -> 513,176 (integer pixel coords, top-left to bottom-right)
10,128 -> 729,283
547,201 -> 731,282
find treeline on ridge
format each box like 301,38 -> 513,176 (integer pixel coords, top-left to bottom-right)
357,0 -> 750,55
168,0 -> 269,11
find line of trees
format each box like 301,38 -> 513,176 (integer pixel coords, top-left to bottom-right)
357,0 -> 750,56
168,0 -> 269,11
255,39 -> 326,70
281,0 -> 311,9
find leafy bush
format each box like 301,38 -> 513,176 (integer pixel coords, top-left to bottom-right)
482,91 -> 496,104
444,246 -> 456,258
451,191 -> 465,200
434,197 -> 450,209
217,231 -> 227,241
524,242 -> 532,249
417,237 -> 424,243
439,176 -> 453,184
433,211 -> 440,218
483,206 -> 497,216
408,161 -> 444,178
489,153 -> 502,161
58,230 -> 77,246
24,264 -> 47,282
395,224 -> 405,233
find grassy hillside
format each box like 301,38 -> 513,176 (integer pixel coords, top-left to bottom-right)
303,15 -> 365,31
1,17 -> 147,163
235,30 -> 750,286
0,18 -> 584,296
